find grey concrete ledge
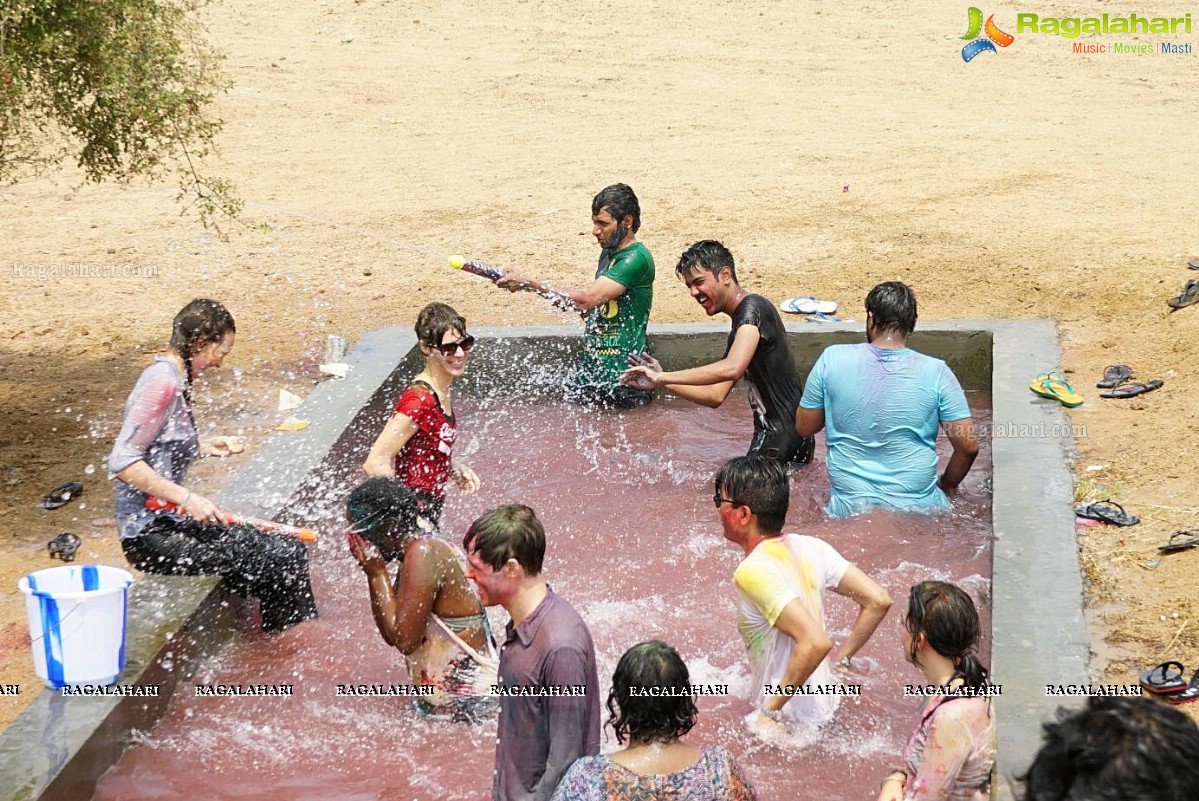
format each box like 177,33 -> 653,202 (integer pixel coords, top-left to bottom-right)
0,326 -> 415,801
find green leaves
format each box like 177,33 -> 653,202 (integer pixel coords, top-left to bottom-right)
0,0 -> 240,231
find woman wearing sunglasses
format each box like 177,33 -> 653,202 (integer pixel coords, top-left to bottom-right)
878,581 -> 995,801
364,302 -> 480,524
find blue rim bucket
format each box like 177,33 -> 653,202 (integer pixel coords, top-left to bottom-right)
18,565 -> 133,689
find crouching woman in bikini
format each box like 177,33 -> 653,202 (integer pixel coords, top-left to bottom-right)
346,477 -> 498,722
107,299 -> 318,633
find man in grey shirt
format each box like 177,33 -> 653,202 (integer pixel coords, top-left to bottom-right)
464,505 -> 600,800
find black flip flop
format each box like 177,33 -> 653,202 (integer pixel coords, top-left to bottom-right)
1166,669 -> 1199,705
1159,530 -> 1199,554
1075,499 -> 1140,526
1167,279 -> 1199,309
1140,660 -> 1188,694
1096,365 -> 1133,389
38,481 -> 84,510
1099,380 -> 1163,399
47,532 -> 81,562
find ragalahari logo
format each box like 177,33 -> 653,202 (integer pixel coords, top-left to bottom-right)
961,7 -> 1015,61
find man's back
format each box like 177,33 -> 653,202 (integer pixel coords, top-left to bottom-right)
801,343 -> 970,517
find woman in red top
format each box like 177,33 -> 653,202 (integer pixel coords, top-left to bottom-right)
363,302 -> 479,523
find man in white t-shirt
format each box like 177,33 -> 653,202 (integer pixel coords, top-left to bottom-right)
714,455 -> 892,734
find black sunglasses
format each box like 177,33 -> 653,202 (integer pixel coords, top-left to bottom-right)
432,335 -> 476,356
712,494 -> 744,508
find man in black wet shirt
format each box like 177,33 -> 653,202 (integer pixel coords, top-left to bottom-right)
620,240 -> 814,465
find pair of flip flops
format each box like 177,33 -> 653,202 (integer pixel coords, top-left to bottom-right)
1030,372 -> 1084,407
1075,499 -> 1140,527
1095,365 -> 1163,399
1101,379 -> 1163,399
38,481 -> 84,510
47,532 -> 81,562
1159,530 -> 1199,554
1140,661 -> 1199,704
780,296 -> 837,315
1167,279 -> 1199,309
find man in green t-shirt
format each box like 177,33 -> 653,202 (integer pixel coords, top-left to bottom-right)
497,183 -> 655,408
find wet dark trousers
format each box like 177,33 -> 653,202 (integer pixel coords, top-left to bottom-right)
122,516 -> 318,633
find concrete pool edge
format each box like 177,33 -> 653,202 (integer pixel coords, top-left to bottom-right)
0,320 -> 1086,799
0,326 -> 416,801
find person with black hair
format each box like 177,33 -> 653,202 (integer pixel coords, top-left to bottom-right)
552,641 -> 756,800
1018,695 -> 1199,801
621,240 -> 814,465
108,299 -> 317,633
345,477 -> 497,721
496,183 -> 655,408
462,505 -> 600,800
878,581 -> 994,801
715,456 -> 890,735
797,281 -> 978,518
363,302 -> 480,524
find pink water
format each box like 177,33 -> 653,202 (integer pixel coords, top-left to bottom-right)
94,391 -> 992,801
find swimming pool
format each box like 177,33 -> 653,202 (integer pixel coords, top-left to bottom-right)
91,383 -> 993,799
0,321 -> 1086,801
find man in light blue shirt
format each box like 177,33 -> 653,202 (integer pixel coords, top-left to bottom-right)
796,282 -> 978,518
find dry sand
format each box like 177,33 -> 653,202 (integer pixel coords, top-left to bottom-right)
2,0 -> 1198,736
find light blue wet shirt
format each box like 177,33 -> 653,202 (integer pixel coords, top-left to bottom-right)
800,343 -> 971,517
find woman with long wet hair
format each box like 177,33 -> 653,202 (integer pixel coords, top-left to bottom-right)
553,641 -> 756,800
878,581 -> 995,801
108,299 -> 317,633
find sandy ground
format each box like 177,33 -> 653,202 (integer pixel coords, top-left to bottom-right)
3,0 -> 1199,740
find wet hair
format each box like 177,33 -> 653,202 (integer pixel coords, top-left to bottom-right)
675,239 -> 738,284
591,183 -> 641,234
345,477 -> 422,552
607,641 -> 698,745
865,281 -> 918,337
415,302 -> 467,349
905,581 -> 988,690
1019,696 -> 1199,801
713,455 -> 788,534
169,299 -> 235,398
462,504 -> 545,576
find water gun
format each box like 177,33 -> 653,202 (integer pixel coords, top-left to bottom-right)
447,255 -> 580,313
447,254 -> 502,280
145,497 -> 319,542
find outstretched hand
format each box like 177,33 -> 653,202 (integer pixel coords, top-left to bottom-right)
495,268 -> 531,292
453,463 -> 481,494
626,351 -> 662,372
619,365 -> 660,391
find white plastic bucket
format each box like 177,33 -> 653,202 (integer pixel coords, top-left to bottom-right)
18,565 -> 133,689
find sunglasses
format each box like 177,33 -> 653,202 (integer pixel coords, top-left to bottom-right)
712,494 -> 744,508
431,335 -> 476,356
